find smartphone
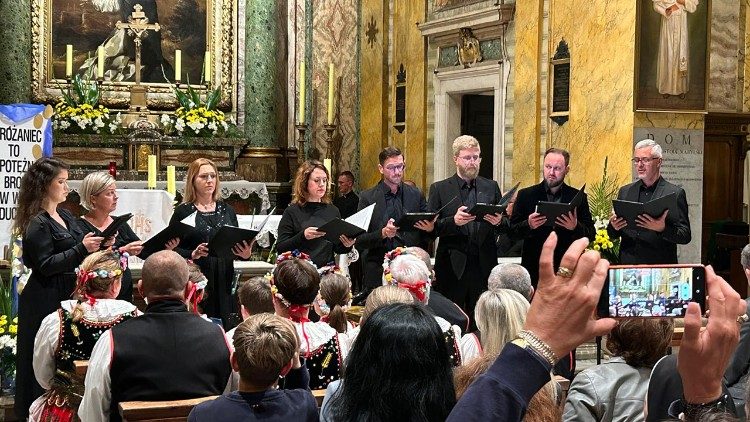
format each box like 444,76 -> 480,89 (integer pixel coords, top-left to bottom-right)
597,264 -> 706,318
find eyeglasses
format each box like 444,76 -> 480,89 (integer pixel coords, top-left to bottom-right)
631,157 -> 658,164
458,155 -> 481,163
384,164 -> 405,172
197,173 -> 217,180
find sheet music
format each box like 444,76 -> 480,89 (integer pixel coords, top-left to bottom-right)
345,204 -> 375,230
180,211 -> 197,227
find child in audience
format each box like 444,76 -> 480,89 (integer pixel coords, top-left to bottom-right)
226,276 -> 275,340
270,251 -> 350,390
188,313 -> 317,422
315,266 -> 355,334
30,250 -> 137,421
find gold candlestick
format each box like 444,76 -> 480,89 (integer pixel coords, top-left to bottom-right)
323,123 -> 336,160
295,123 -> 308,163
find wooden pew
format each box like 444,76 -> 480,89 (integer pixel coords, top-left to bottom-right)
118,396 -> 218,422
74,360 -> 88,377
312,389 -> 326,407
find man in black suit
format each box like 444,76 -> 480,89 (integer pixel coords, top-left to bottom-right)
333,171 -> 359,219
353,147 -> 434,301
428,135 -> 504,320
510,148 -> 595,288
608,140 -> 691,264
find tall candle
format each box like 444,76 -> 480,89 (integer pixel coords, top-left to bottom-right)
327,63 -> 335,124
298,61 -> 306,124
97,46 -> 104,78
147,155 -> 157,189
65,45 -> 73,77
166,165 -> 176,196
204,51 -> 211,82
323,158 -> 332,189
174,50 -> 182,82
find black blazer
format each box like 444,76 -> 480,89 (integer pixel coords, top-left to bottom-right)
356,181 -> 429,288
607,177 -> 691,264
510,181 -> 595,286
428,174 -> 503,281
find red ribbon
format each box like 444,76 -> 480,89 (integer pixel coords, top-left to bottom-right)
397,281 -> 428,302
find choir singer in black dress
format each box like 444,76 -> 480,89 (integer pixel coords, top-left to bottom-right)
277,160 -> 355,268
169,158 -> 253,327
13,157 -> 104,420
77,171 -> 143,302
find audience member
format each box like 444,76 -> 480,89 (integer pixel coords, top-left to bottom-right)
384,252 -> 464,366
346,285 -> 414,347
487,263 -> 534,301
459,289 -> 529,362
187,314 -> 317,422
453,353 -> 561,421
724,243 -> 750,414
321,303 -> 456,421
315,267 -> 355,334
30,251 -> 137,421
403,246 -> 469,332
564,318 -> 674,421
270,251 -> 349,389
227,276 -> 274,342
79,250 -> 232,421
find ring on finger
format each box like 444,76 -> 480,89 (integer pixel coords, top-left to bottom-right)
738,314 -> 749,324
556,266 -> 574,278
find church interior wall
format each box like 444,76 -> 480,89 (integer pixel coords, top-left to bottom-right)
0,0 -> 32,103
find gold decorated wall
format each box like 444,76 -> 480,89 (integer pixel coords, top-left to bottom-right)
514,0 -> 637,187
359,1 -> 428,190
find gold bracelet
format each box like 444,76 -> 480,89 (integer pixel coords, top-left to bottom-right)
517,330 -> 558,367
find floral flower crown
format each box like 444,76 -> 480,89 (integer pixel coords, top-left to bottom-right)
269,250 -> 317,310
73,252 -> 129,305
381,247 -> 432,302
316,264 -> 352,316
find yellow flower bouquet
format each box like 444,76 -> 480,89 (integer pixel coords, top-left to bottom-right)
161,85 -> 233,137
588,157 -> 621,262
52,74 -> 122,134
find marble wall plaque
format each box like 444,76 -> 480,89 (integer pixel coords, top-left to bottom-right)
633,128 -> 704,263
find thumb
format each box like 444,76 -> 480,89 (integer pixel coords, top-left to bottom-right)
83,232 -> 94,239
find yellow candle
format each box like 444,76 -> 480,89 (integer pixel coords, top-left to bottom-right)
174,50 -> 181,81
65,45 -> 73,78
97,46 -> 104,78
298,61 -> 306,124
327,63 -> 335,124
323,158 -> 333,190
166,165 -> 176,196
204,51 -> 211,82
147,155 -> 157,189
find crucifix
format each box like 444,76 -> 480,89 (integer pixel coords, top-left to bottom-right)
116,4 -> 160,112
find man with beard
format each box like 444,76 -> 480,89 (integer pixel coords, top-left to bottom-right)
428,135 -> 504,323
352,147 -> 434,303
510,148 -> 595,288
608,139 -> 691,264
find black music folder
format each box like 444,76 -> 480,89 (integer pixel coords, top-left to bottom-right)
612,192 -> 676,228
99,213 -> 133,240
207,211 -> 275,259
467,182 -> 520,219
535,184 -> 586,227
396,195 -> 459,231
317,219 -> 367,243
139,212 -> 197,258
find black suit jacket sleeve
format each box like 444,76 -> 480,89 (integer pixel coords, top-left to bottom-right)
575,193 -> 596,240
428,182 -> 460,238
509,187 -> 534,239
354,192 -> 384,250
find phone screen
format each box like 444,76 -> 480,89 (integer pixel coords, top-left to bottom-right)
605,266 -> 705,318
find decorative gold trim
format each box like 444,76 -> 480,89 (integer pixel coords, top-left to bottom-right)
31,0 -> 236,111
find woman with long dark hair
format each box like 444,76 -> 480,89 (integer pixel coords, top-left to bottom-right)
321,303 -> 456,421
13,157 -> 104,419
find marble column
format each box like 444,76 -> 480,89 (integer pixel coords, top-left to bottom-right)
236,0 -> 290,181
0,0 -> 32,103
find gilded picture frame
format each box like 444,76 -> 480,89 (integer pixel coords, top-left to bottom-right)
31,0 -> 236,110
634,0 -> 710,112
